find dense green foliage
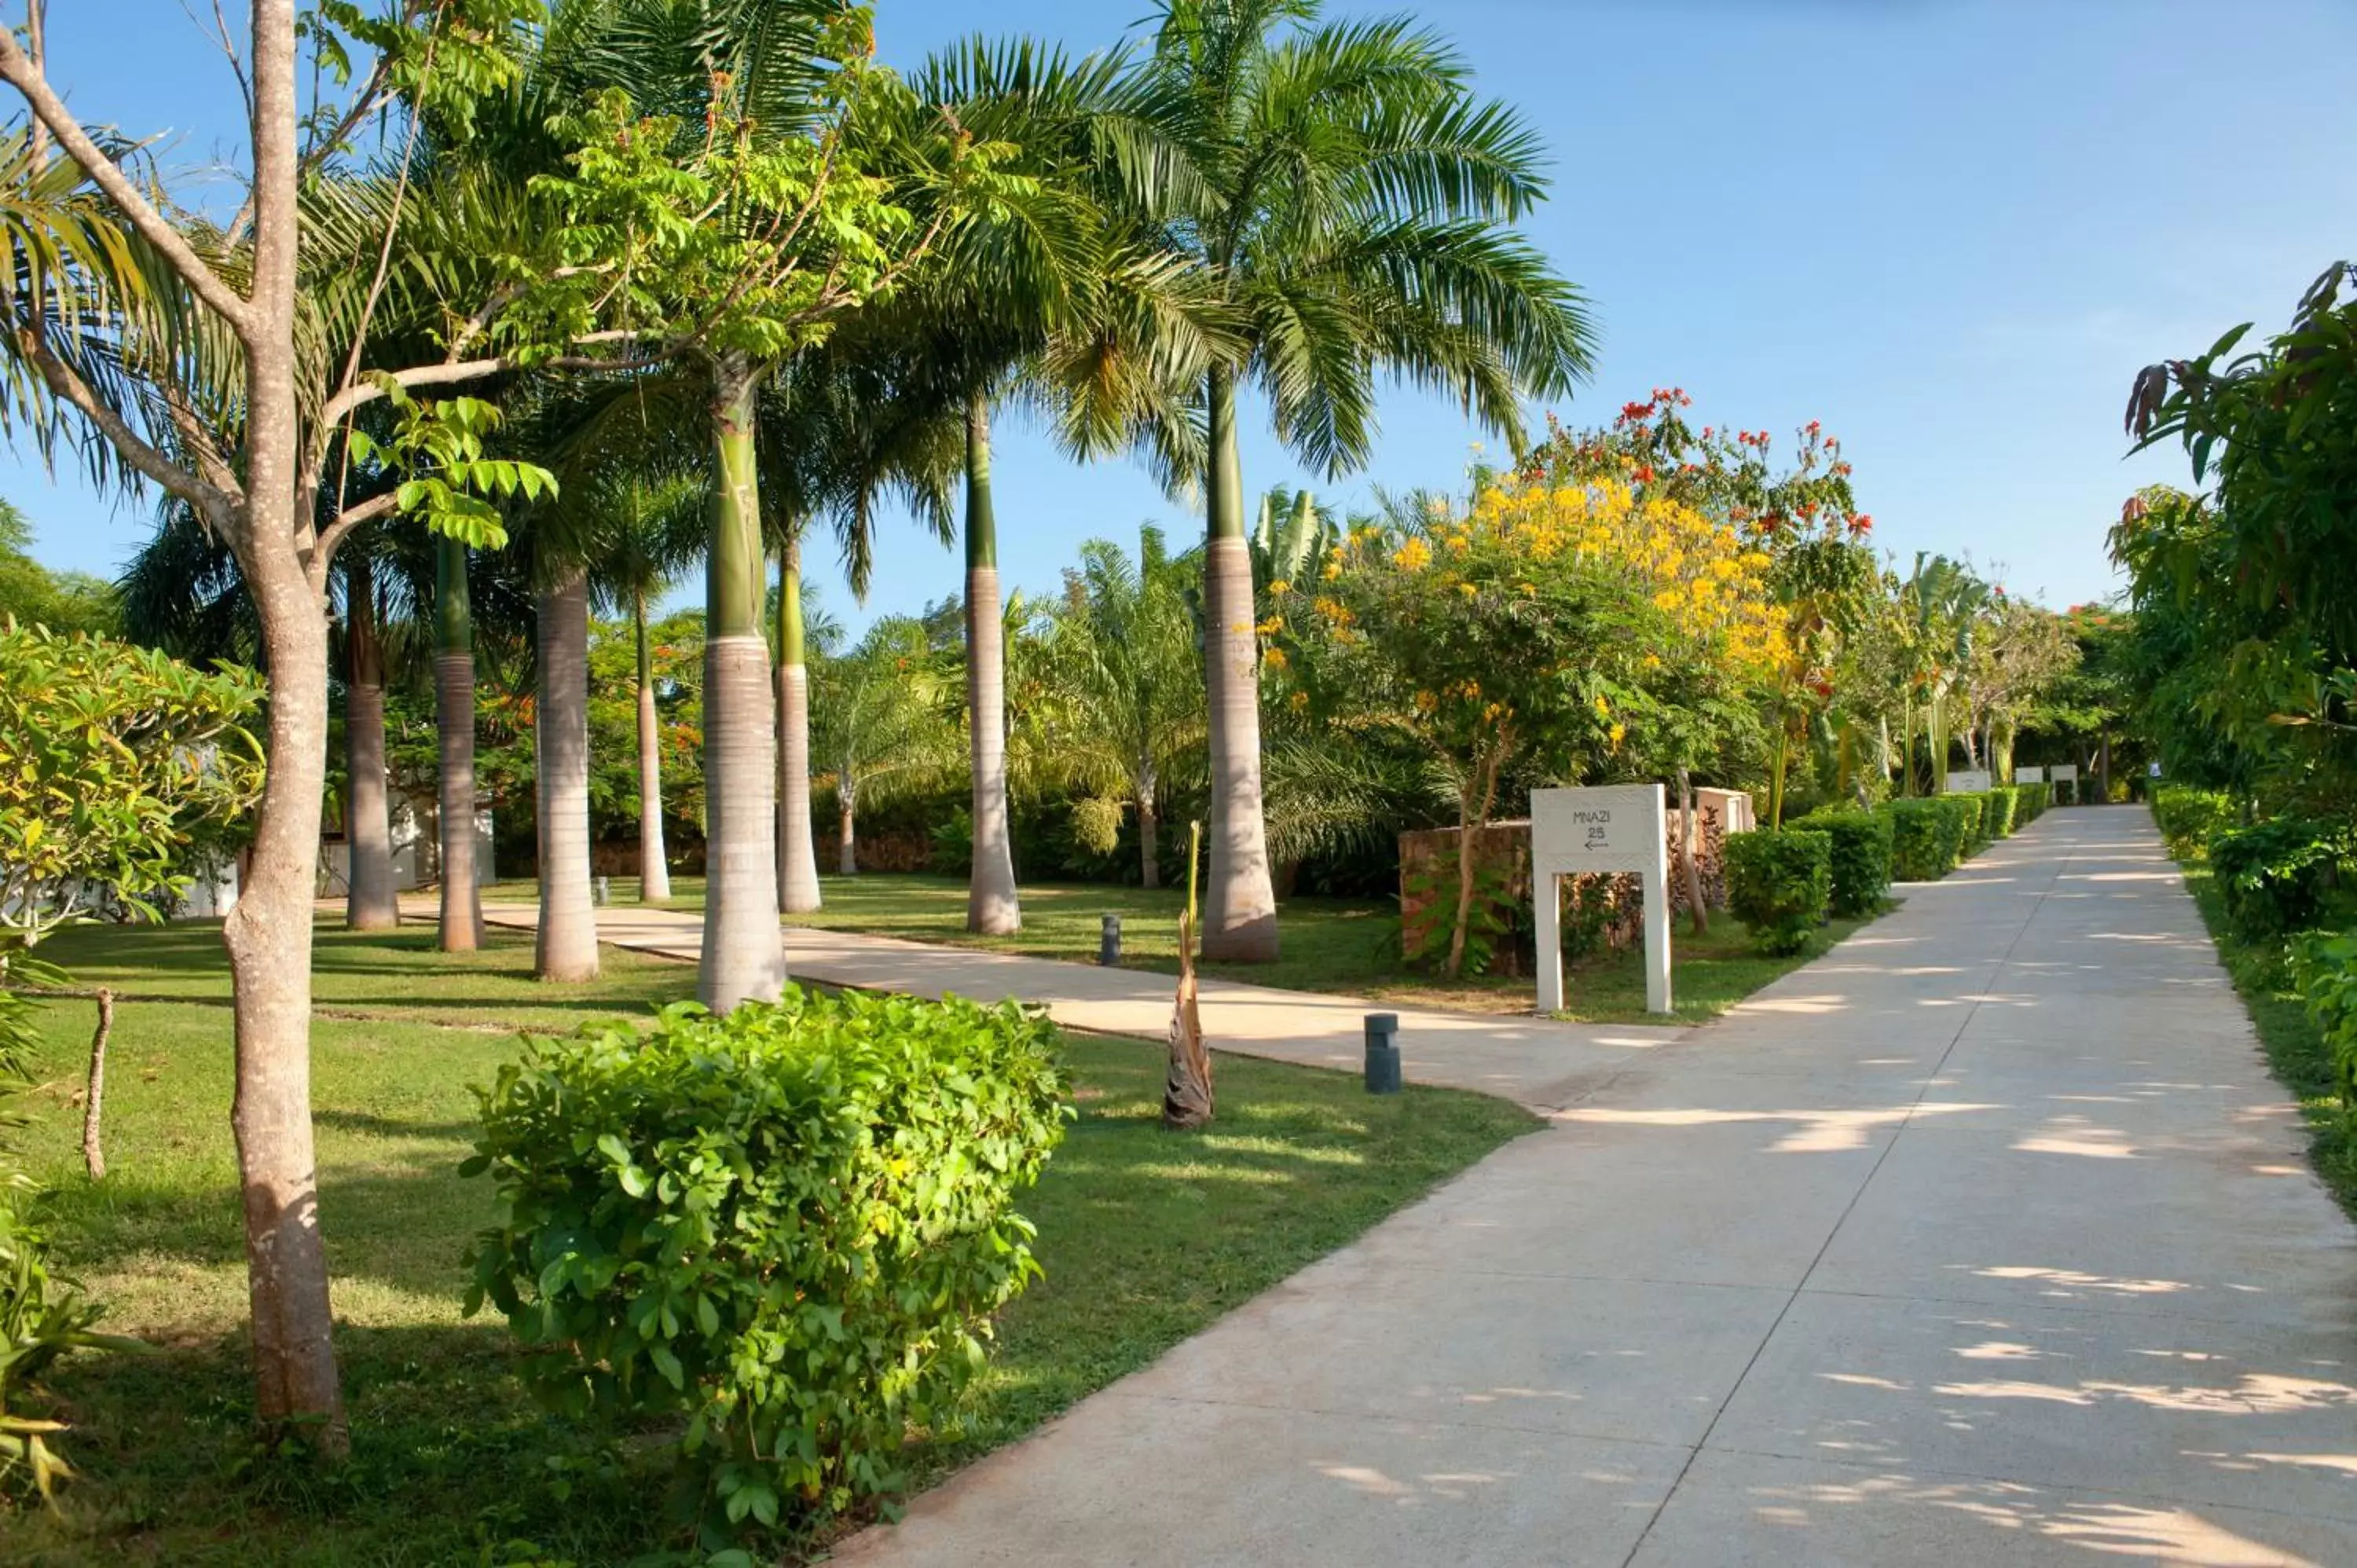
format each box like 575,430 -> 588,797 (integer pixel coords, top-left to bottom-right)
0,504 -> 112,638
2293,929 -> 2357,1110
2151,783 -> 2236,861
464,988 -> 1069,1537
1725,828 -> 1833,955
2206,817 -> 2355,940
1791,809 -> 1893,918
1886,799 -> 1949,882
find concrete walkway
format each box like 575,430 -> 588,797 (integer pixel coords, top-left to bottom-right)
446,898 -> 1687,1110
822,809 -> 2357,1567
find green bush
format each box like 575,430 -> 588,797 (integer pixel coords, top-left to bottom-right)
1985,788 -> 2018,839
1886,799 -> 1952,881
1726,828 -> 1833,955
2293,927 -> 2357,1111
2011,781 -> 2049,826
2208,816 -> 2355,939
464,988 -> 1070,1536
1936,795 -> 1983,863
1792,810 -> 1892,918
2153,784 -> 2236,859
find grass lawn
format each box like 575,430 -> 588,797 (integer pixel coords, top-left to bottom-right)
2176,862 -> 2357,1222
5,919 -> 1534,1565
515,871 -> 1868,1026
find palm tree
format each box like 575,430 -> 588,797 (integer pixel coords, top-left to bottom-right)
1047,525 -> 1204,887
1134,0 -> 1594,960
591,467 -> 706,903
848,38 -> 1222,938
813,615 -> 961,874
431,536 -> 483,951
1901,554 -> 1991,797
757,348 -> 957,915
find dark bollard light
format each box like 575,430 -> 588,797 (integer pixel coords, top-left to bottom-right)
1099,913 -> 1122,966
1364,1013 -> 1402,1094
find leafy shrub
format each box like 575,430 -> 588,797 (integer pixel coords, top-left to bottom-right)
1937,795 -> 1984,862
464,989 -> 1069,1537
1886,799 -> 1952,881
926,806 -> 974,876
2293,928 -> 2357,1110
2208,816 -> 2355,939
1726,828 -> 1832,955
2011,781 -> 2048,826
0,945 -> 123,1508
1791,810 -> 1892,917
1985,788 -> 2018,839
2153,785 -> 2236,859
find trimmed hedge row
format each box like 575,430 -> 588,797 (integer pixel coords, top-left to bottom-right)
1736,782 -> 2053,955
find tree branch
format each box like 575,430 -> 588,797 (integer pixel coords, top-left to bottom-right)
0,32 -> 252,332
11,323 -> 234,526
306,489 -> 400,589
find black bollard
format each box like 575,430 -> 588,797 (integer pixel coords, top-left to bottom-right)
1364,1013 -> 1402,1094
1099,913 -> 1122,967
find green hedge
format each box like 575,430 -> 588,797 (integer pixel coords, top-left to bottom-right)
1985,787 -> 2018,839
1937,795 -> 1985,863
1886,799 -> 1951,881
2208,816 -> 2355,940
2011,781 -> 2049,826
2152,784 -> 2236,859
465,988 -> 1069,1534
2293,928 -> 2357,1109
1727,828 -> 1833,954
1792,809 -> 1893,917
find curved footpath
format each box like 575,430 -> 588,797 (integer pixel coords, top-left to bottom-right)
453,810 -> 2357,1563
825,809 -> 2357,1567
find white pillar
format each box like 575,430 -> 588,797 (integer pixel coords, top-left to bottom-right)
1536,872 -> 1563,1014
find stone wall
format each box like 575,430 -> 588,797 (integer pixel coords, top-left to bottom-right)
1398,793 -> 1749,971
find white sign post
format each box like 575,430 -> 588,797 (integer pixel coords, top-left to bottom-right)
2015,765 -> 2046,784
1532,784 -> 1672,1017
1945,768 -> 1992,795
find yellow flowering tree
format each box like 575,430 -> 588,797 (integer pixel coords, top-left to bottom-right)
1275,491 -> 1690,978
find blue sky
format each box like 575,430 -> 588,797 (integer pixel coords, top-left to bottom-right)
11,0 -> 2356,628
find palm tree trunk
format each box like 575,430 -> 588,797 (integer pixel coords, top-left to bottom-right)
434,535 -> 481,953
774,534 -> 822,914
633,592 -> 672,902
1200,367 -> 1278,962
1679,764 -> 1708,936
1138,764 -> 1160,891
838,772 -> 858,876
533,563 -> 599,982
343,551 -> 398,931
700,356 -> 786,1013
964,396 -> 1021,936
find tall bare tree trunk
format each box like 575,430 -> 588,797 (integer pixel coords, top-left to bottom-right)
1138,765 -> 1160,891
1200,368 -> 1277,962
838,775 -> 858,877
81,987 -> 112,1180
343,552 -> 397,930
1678,766 -> 1708,936
534,564 -> 598,981
964,397 -> 1021,935
632,592 -> 672,902
7,0 -> 347,1453
698,356 -> 786,1013
434,536 -> 481,952
775,537 -> 821,914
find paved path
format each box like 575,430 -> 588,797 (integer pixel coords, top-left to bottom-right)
823,809 -> 2357,1567
440,899 -> 1687,1111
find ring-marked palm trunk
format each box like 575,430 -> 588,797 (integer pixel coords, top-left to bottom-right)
343,551 -> 398,930
775,535 -> 822,914
632,591 -> 673,902
434,535 -> 482,952
1137,762 -> 1160,889
1200,368 -> 1277,962
838,766 -> 859,875
533,562 -> 599,981
699,355 -> 786,1012
964,397 -> 1020,934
